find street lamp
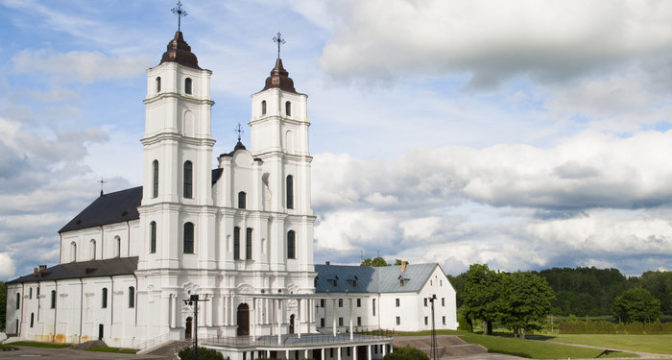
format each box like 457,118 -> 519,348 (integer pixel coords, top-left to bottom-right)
184,294 -> 209,360
427,294 -> 438,360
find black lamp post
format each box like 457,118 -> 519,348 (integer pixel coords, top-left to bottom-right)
184,294 -> 209,360
428,294 -> 438,360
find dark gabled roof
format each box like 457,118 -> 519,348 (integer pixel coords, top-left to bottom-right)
212,168 -> 223,185
315,263 -> 439,294
6,257 -> 139,284
59,187 -> 142,233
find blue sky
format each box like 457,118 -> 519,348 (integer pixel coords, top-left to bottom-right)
2,0 -> 672,279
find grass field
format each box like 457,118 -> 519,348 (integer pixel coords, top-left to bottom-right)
459,334 -> 638,359
87,346 -> 138,354
552,334 -> 672,354
9,341 -> 70,348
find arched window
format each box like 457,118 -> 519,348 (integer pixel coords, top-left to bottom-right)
287,230 -> 296,259
50,290 -> 56,309
71,242 -> 77,262
90,239 -> 96,260
183,222 -> 194,254
286,175 -> 294,209
102,288 -> 108,308
285,101 -> 291,116
156,77 -> 161,93
150,221 -> 157,253
183,161 -> 193,199
128,286 -> 135,308
185,78 -> 192,95
233,227 -> 240,260
261,100 -> 267,115
238,191 -> 246,209
114,236 -> 121,257
245,228 -> 253,260
152,160 -> 159,198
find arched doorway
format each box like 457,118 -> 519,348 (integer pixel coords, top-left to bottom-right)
185,317 -> 192,339
237,303 -> 249,336
289,314 -> 295,334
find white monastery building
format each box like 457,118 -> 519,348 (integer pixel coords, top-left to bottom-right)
5,23 -> 457,359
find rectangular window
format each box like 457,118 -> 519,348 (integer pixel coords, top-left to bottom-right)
356,298 -> 361,307
338,317 -> 343,327
233,227 -> 240,260
320,318 -> 325,328
238,191 -> 246,209
50,290 -> 56,309
442,297 -> 445,307
424,316 -> 428,325
338,298 -> 343,307
442,316 -> 446,325
424,298 -> 428,307
183,161 -> 193,199
357,316 -> 362,326
16,293 -> 20,309
129,287 -> 135,308
30,313 -> 34,328
102,288 -> 108,309
347,348 -> 351,357
372,299 -> 376,316
396,316 -> 400,325
330,349 -> 334,358
395,298 -> 400,307
29,287 -> 32,299
245,228 -> 253,260
36,287 -> 40,297
320,299 -> 325,308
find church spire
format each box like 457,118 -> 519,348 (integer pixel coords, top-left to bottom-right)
262,32 -> 297,93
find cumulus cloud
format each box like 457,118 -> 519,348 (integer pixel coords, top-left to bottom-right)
314,0 -> 672,88
0,253 -> 16,279
312,129 -> 672,274
12,50 -> 151,83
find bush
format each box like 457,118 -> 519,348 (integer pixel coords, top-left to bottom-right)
178,346 -> 224,360
458,312 -> 473,332
383,346 -> 429,360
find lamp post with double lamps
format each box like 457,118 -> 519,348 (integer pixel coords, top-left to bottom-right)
184,294 -> 209,360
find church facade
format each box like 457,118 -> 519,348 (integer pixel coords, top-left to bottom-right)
5,27 -> 456,359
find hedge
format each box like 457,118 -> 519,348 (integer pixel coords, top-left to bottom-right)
559,320 -> 672,334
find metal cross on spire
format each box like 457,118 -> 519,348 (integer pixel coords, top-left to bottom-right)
171,1 -> 188,32
273,32 -> 286,59
235,123 -> 244,142
99,177 -> 105,196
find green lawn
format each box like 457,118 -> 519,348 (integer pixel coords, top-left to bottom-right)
459,334 -> 638,359
87,346 -> 138,354
552,334 -> 672,354
10,341 -> 70,348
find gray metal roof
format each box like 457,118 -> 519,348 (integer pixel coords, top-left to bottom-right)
7,257 -> 139,284
314,263 -> 439,294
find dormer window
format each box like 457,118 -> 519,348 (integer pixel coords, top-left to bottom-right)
156,77 -> 161,93
185,77 -> 192,95
261,100 -> 267,115
331,275 -> 339,287
398,275 -> 409,286
285,101 -> 291,116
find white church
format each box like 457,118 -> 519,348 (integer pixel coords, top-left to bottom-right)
5,21 -> 457,360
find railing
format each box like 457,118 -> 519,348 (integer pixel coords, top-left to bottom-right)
202,333 -> 393,349
136,332 -> 175,352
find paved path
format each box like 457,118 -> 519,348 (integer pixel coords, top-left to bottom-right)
0,346 -> 170,359
541,339 -> 672,359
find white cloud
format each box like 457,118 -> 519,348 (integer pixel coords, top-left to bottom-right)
0,252 -> 16,279
12,50 -> 151,83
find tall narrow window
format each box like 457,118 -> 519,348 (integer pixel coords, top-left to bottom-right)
245,228 -> 253,260
150,221 -> 157,253
372,299 -> 376,316
238,191 -> 246,209
183,222 -> 194,254
156,77 -> 161,93
287,230 -> 296,259
185,78 -> 192,95
261,100 -> 267,115
152,160 -> 159,198
29,288 -> 32,299
16,293 -> 20,309
114,236 -> 121,257
128,287 -> 135,308
90,239 -> 96,260
50,290 -> 56,309
233,227 -> 240,260
286,175 -> 294,209
285,101 -> 291,116
183,161 -> 193,198
71,242 -> 77,262
102,288 -> 108,308
30,313 -> 34,328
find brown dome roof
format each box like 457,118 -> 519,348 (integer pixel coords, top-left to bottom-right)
262,58 -> 297,93
160,31 -> 201,69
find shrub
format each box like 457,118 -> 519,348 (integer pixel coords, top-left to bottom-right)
383,346 -> 429,360
458,312 -> 473,332
178,346 -> 224,360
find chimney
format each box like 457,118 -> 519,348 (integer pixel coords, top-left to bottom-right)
325,261 -> 330,266
401,261 -> 407,272
39,265 -> 47,271
33,267 -> 39,277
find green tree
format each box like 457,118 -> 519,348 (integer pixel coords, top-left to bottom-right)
0,281 -> 5,331
461,264 -> 503,335
360,257 -> 389,267
383,346 -> 429,360
501,272 -> 555,338
612,287 -> 661,323
393,259 -> 408,266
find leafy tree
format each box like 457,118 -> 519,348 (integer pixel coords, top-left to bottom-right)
360,257 -> 389,267
393,259 -> 408,266
0,281 -> 5,331
612,287 -> 661,323
461,264 -> 504,335
383,346 -> 429,360
500,272 -> 555,338
178,346 -> 224,360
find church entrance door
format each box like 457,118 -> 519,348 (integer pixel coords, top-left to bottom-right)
237,303 -> 249,336
185,317 -> 192,339
289,314 -> 295,334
